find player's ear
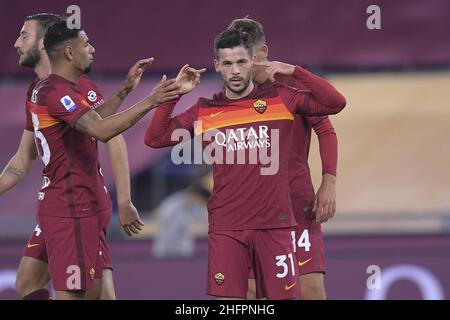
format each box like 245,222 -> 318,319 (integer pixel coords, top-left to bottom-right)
63,45 -> 74,61
213,59 -> 220,73
37,38 -> 45,52
261,43 -> 269,59
261,44 -> 269,59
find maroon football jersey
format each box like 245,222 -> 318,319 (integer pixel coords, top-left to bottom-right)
27,74 -> 111,218
146,79 -> 345,231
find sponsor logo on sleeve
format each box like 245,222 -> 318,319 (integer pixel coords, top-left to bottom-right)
60,95 -> 77,112
87,90 -> 97,102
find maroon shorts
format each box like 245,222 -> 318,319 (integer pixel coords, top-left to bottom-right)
292,197 -> 326,275
37,211 -> 112,291
22,224 -> 48,263
208,228 -> 299,300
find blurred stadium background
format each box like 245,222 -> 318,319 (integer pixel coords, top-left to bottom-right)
1,0 -> 449,299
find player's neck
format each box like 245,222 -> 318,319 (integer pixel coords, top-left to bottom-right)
51,64 -> 82,84
253,58 -> 270,84
33,55 -> 51,80
225,81 -> 255,100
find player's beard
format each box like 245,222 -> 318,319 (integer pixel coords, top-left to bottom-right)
83,62 -> 92,74
225,71 -> 252,95
19,44 -> 40,68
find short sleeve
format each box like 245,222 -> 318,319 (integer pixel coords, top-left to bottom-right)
25,104 -> 33,131
77,75 -> 105,107
46,85 -> 91,128
172,104 -> 198,133
25,80 -> 38,132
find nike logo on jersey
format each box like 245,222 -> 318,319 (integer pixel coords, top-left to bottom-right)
285,283 -> 296,291
298,258 -> 312,267
27,243 -> 40,248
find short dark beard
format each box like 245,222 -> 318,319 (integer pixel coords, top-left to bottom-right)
83,63 -> 92,74
225,72 -> 252,94
20,45 -> 40,68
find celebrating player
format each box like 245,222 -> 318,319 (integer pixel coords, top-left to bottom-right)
145,29 -> 346,299
8,13 -> 156,300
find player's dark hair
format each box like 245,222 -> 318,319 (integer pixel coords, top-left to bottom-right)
44,20 -> 82,61
24,13 -> 62,40
214,29 -> 253,58
228,17 -> 266,47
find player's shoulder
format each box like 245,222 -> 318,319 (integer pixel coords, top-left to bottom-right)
196,88 -> 231,108
77,74 -> 98,90
27,78 -> 39,93
197,93 -> 222,108
77,74 -> 102,104
35,74 -> 83,104
34,75 -> 58,101
26,78 -> 39,101
35,74 -> 74,93
252,80 -> 285,100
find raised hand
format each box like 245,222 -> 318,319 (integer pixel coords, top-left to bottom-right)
147,75 -> 181,107
175,64 -> 207,94
122,58 -> 154,93
253,61 -> 295,82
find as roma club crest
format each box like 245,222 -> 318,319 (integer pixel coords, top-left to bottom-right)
214,272 -> 225,285
253,99 -> 267,114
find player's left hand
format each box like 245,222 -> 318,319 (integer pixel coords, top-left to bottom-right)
175,64 -> 207,94
123,58 -> 154,92
313,174 -> 336,223
118,202 -> 144,236
253,61 -> 296,82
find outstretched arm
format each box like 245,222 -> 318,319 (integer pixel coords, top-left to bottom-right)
74,77 -> 180,143
95,58 -> 153,118
145,65 -> 206,148
0,130 -> 37,196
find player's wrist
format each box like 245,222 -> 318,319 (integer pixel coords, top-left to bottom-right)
145,95 -> 159,109
118,199 -> 132,208
0,180 -> 7,196
322,173 -> 336,185
117,86 -> 132,101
